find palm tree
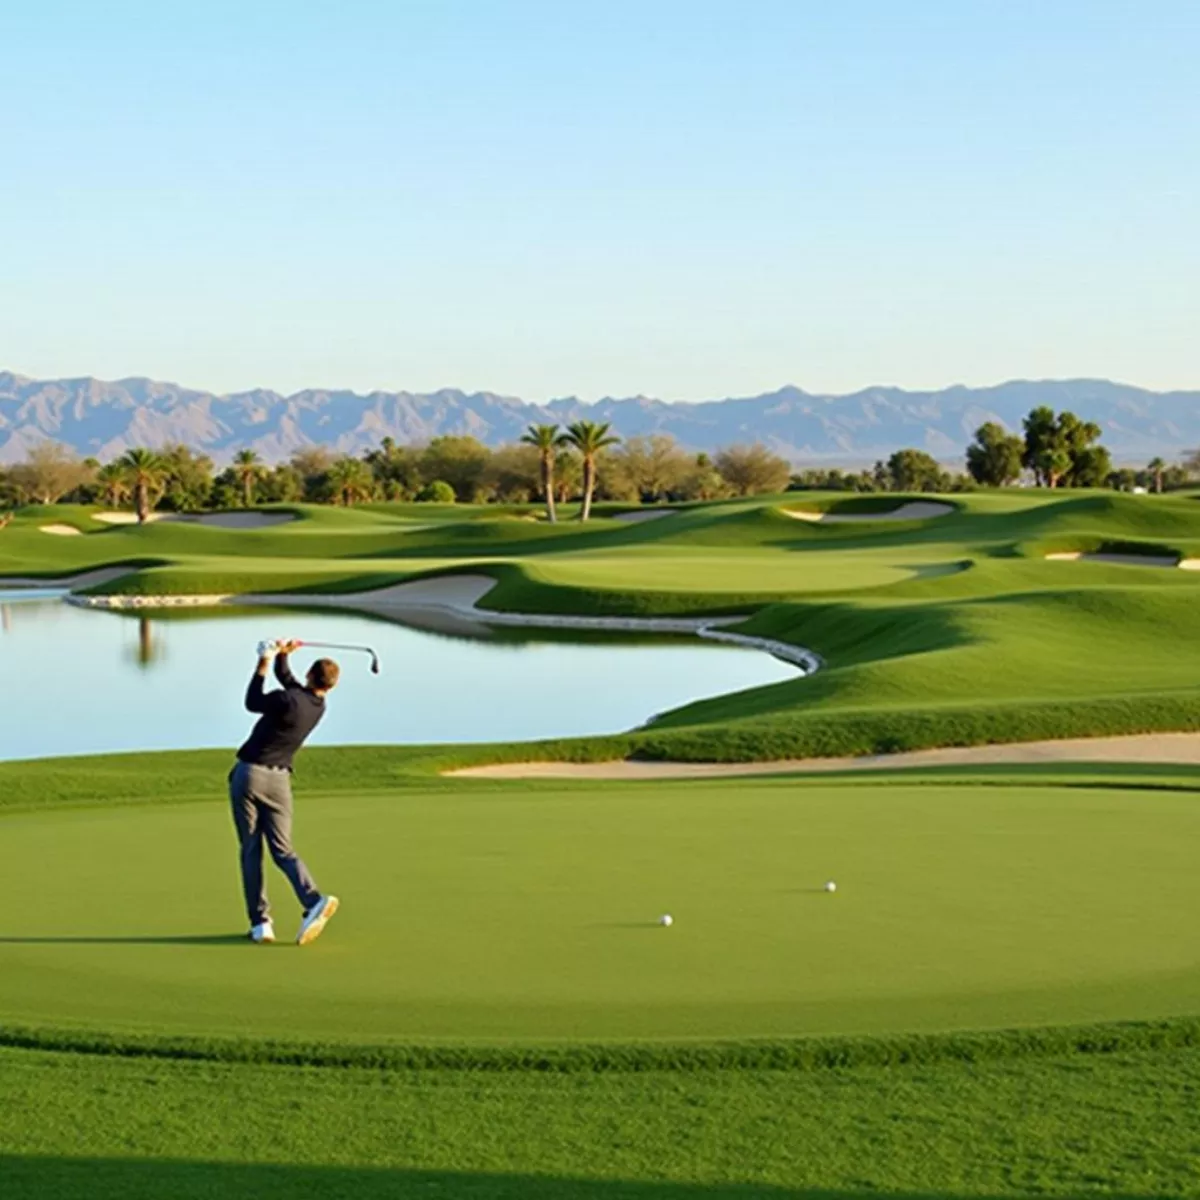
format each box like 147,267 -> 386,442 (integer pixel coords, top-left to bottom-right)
232,449 -> 263,508
327,457 -> 375,507
1147,457 -> 1166,494
120,448 -> 166,523
96,462 -> 131,509
520,424 -> 568,522
563,422 -> 620,521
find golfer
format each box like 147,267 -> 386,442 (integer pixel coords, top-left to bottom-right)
230,639 -> 340,945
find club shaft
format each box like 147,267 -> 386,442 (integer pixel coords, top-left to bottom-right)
298,641 -> 377,656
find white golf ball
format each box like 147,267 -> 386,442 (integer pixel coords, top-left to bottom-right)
659,914 -> 674,927
824,880 -> 837,893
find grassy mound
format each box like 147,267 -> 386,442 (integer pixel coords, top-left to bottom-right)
3,490 -> 1200,761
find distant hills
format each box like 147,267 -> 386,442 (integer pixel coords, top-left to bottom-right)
1,371 -> 1196,466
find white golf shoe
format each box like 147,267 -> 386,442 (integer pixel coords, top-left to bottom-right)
297,895 -> 339,946
249,921 -> 275,944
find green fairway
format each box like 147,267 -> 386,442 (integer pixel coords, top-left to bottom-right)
5,495 -> 1200,1193
3,762 -> 1200,1044
4,490 -> 1200,762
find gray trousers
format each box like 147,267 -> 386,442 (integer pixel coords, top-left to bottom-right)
229,761 -> 321,926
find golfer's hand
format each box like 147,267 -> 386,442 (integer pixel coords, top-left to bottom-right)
256,640 -> 278,659
277,639 -> 302,655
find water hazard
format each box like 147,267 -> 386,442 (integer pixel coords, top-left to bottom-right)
0,591 -> 797,761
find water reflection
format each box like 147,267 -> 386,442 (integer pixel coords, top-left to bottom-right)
132,617 -> 164,669
0,592 -> 797,762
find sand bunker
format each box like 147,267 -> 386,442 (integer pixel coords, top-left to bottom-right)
93,511 -> 295,529
0,567 -> 137,592
1045,551 -> 1199,569
449,732 -> 1200,780
191,512 -> 295,528
39,524 -> 82,536
93,512 -> 167,525
783,501 -> 953,523
611,509 -> 677,523
345,574 -> 498,610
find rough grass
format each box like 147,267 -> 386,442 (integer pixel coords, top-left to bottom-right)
4,1039 -> 1200,1198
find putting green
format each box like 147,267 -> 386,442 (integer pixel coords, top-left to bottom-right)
2,773 -> 1199,1044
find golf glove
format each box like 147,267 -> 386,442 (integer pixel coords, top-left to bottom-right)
256,639 -> 279,658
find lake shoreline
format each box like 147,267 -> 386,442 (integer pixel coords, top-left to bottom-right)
60,575 -> 822,673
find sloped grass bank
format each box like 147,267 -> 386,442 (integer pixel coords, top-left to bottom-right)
5,1039 -> 1200,1198
635,691 -> 1200,762
4,1012 -> 1200,1073
5,491 -> 1200,762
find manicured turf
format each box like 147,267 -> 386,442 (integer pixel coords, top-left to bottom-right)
3,490 -> 1200,760
4,496 -> 1200,1194
5,1041 -> 1200,1198
3,754 -> 1200,1194
3,760 -> 1200,1044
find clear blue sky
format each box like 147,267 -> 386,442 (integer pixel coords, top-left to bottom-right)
2,0 -> 1196,400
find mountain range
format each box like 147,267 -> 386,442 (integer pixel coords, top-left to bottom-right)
1,372 -> 1197,467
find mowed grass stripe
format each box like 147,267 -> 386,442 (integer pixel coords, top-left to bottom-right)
3,772 -> 1200,1044
3,1042 -> 1200,1198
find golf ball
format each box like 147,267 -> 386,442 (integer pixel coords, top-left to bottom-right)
824,881 -> 837,893
659,914 -> 674,927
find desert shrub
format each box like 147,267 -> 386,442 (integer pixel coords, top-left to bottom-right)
417,479 -> 456,504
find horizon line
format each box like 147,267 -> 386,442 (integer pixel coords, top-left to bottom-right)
2,368 -> 1196,407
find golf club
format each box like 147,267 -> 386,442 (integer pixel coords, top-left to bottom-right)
257,639 -> 381,674
299,641 -> 382,674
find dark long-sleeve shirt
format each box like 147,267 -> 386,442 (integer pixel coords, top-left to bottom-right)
236,654 -> 326,770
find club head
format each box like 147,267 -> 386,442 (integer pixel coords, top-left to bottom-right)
370,655 -> 381,675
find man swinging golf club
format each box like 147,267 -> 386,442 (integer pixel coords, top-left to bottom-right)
230,639 -> 340,945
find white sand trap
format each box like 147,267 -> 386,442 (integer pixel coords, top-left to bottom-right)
783,501 -> 953,523
1045,551 -> 1183,568
39,524 -> 82,536
611,509 -> 677,523
94,511 -> 170,524
449,732 -> 1200,780
93,511 -> 295,528
0,566 -> 138,591
342,573 -> 499,609
190,512 -> 295,528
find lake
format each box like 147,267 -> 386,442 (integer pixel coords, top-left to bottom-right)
0,591 -> 798,762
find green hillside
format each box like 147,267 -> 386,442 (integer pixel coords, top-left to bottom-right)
4,491 -> 1199,761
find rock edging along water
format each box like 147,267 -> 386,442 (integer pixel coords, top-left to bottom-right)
62,573 -> 823,673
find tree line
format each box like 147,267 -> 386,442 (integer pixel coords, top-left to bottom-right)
0,423 -> 798,523
1,406 -> 1196,523
963,406 -> 1198,492
796,407 -> 1198,494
